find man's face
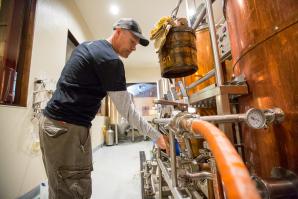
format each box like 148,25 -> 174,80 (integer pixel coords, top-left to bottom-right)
117,29 -> 139,58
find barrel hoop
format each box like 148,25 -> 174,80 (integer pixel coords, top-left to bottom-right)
162,43 -> 197,50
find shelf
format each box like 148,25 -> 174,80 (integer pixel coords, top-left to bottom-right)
189,84 -> 248,105
153,99 -> 188,107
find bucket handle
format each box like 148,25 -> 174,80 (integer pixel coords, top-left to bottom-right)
171,0 -> 184,19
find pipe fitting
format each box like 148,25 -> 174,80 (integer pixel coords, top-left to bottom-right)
185,171 -> 213,180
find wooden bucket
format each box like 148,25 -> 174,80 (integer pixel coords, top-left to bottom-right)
159,26 -> 198,78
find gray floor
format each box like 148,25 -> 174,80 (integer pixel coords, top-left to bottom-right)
91,141 -> 153,199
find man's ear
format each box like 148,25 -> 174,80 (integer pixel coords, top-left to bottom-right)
114,27 -> 122,36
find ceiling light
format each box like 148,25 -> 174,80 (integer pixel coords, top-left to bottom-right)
187,8 -> 195,18
188,106 -> 196,114
110,4 -> 119,15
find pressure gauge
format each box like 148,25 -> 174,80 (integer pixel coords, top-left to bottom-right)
245,108 -> 266,129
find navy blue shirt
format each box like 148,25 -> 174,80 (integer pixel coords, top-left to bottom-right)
44,40 -> 126,127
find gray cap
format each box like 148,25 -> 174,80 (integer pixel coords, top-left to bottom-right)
113,18 -> 149,46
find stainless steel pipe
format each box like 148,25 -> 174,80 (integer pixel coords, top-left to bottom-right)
153,118 -> 171,124
191,7 -> 207,30
153,114 -> 246,125
184,138 -> 194,159
170,130 -> 178,187
157,148 -> 163,199
185,171 -> 213,180
204,0 -> 223,86
186,69 -> 215,90
157,158 -> 187,199
200,113 -> 246,123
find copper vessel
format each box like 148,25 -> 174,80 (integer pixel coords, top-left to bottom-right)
184,25 -> 216,95
224,0 -> 298,178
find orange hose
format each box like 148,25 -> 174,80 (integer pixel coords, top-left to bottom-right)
191,120 -> 260,199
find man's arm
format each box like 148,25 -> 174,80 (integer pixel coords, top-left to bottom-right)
108,91 -> 168,150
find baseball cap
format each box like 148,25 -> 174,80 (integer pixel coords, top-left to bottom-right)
113,18 -> 149,46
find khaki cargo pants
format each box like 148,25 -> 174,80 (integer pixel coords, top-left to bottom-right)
39,115 -> 93,199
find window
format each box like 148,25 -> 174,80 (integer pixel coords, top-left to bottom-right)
127,83 -> 157,98
127,82 -> 157,117
0,0 -> 37,106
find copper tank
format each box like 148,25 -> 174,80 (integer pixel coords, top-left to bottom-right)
224,0 -> 298,178
184,25 -> 216,95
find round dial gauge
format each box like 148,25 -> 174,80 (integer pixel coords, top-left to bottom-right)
246,108 -> 266,129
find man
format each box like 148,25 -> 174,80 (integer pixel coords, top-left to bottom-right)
39,18 -> 168,199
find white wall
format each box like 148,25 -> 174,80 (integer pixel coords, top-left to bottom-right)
0,0 -> 98,198
125,67 -> 161,83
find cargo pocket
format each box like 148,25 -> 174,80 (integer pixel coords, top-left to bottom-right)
79,129 -> 91,153
43,119 -> 68,138
57,166 -> 93,199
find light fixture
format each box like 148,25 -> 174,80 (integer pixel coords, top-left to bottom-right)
187,8 -> 195,18
109,4 -> 119,15
188,106 -> 196,114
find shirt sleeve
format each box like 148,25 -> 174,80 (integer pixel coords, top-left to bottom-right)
93,59 -> 127,91
108,90 -> 161,141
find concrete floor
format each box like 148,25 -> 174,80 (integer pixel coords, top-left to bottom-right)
91,141 -> 153,199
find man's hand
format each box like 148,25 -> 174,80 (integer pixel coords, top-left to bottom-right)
155,135 -> 170,154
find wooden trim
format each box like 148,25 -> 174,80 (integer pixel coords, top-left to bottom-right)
0,0 -> 20,104
67,30 -> 79,46
3,1 -> 24,70
15,0 -> 37,106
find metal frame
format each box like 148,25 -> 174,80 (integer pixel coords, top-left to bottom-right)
157,158 -> 190,199
186,69 -> 215,90
184,0 -> 237,145
189,84 -> 248,104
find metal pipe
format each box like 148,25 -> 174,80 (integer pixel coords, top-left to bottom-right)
191,190 -> 203,198
153,109 -> 283,125
171,0 -> 183,18
186,69 -> 215,90
157,148 -> 163,199
200,114 -> 246,123
153,113 -> 246,125
232,104 -> 244,159
153,118 -> 171,124
169,130 -> 178,187
178,81 -> 188,98
191,7 -> 207,30
159,125 -> 169,136
195,154 -> 209,163
177,118 -> 261,199
115,111 -> 119,145
157,158 -> 171,185
184,138 -> 194,159
185,171 -> 213,180
204,0 -> 223,86
209,158 -> 224,199
157,158 -> 186,199
156,80 -> 161,100
115,124 -> 118,145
